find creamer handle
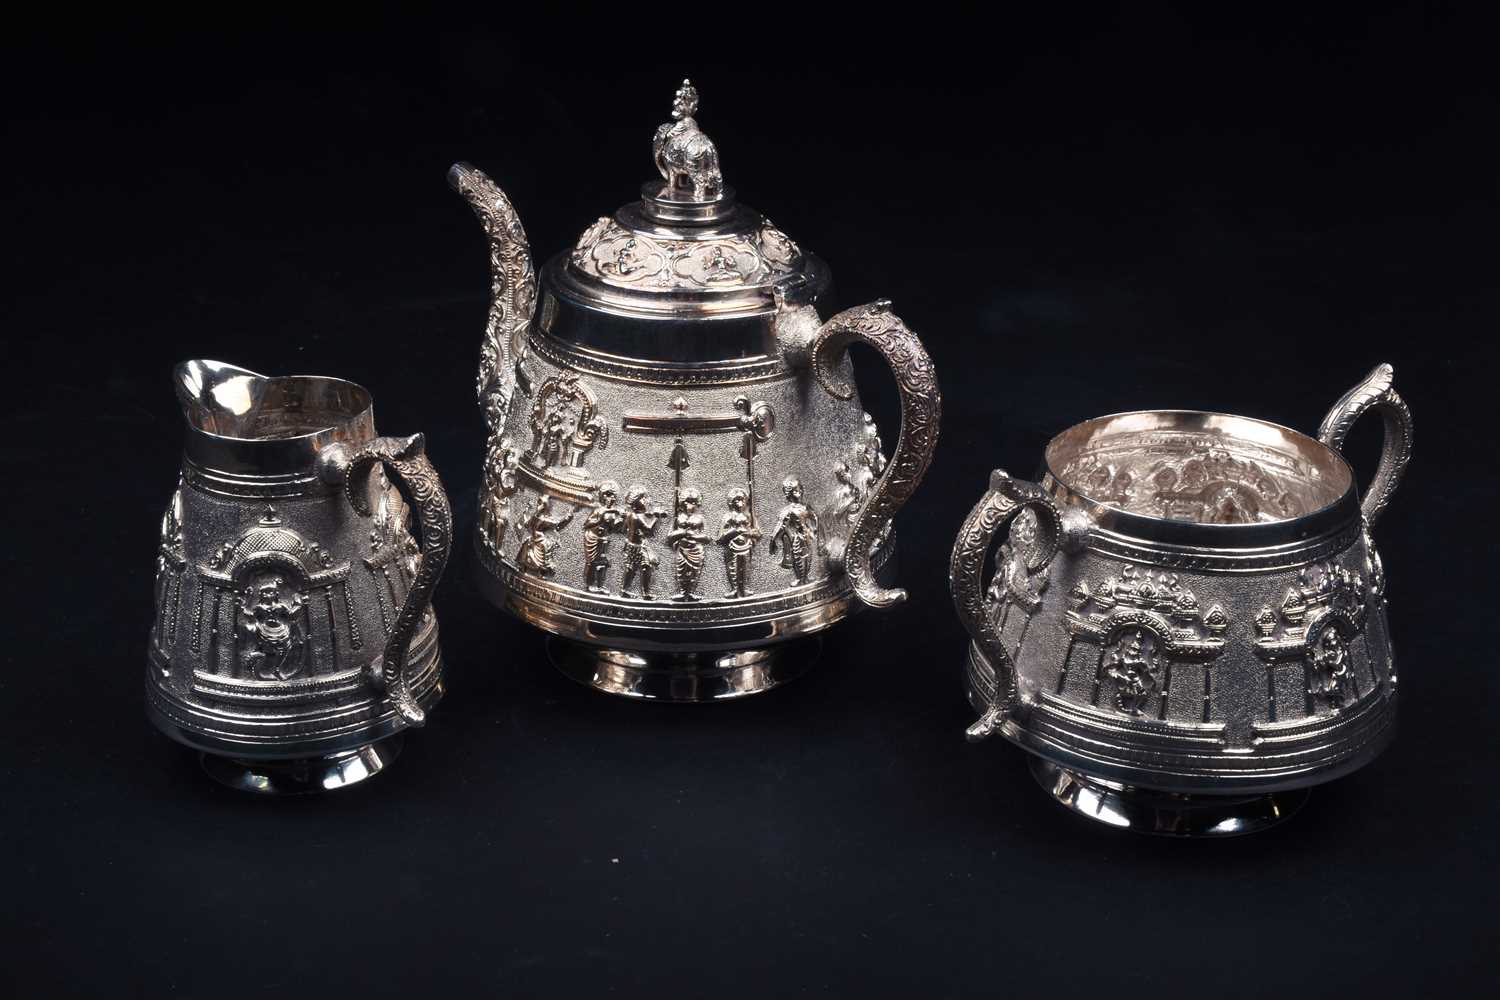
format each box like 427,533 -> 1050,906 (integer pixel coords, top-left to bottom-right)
1317,363 -> 1413,530
342,434 -> 453,727
950,471 -> 1064,742
811,301 -> 941,608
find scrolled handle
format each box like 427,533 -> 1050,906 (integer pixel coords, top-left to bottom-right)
949,471 -> 1064,742
1317,363 -> 1412,530
344,434 -> 453,728
811,300 -> 941,608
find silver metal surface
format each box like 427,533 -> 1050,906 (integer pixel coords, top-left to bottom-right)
1028,759 -> 1309,837
951,365 -> 1412,834
547,637 -> 822,702
452,82 -> 940,700
199,735 -> 405,795
147,361 -> 453,792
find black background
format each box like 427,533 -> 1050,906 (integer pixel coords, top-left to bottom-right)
5,6 -> 1497,996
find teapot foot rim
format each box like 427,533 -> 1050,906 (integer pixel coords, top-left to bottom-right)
546,636 -> 820,703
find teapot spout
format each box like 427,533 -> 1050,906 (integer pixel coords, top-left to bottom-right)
174,359 -> 268,434
448,162 -> 538,434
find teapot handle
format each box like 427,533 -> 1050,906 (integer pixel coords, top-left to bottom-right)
950,471 -> 1064,742
1316,363 -> 1413,531
811,301 -> 941,608
342,434 -> 453,727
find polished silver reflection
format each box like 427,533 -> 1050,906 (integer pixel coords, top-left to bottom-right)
147,361 -> 453,793
951,364 -> 1412,835
450,81 -> 940,700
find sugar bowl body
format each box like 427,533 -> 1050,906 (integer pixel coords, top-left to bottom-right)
952,365 -> 1411,834
147,361 -> 452,792
451,81 -> 939,700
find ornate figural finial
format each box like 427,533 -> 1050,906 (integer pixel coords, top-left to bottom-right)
671,78 -> 699,120
654,78 -> 723,201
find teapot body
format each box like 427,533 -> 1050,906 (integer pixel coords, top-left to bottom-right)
148,362 -> 452,792
952,366 -> 1411,834
474,321 -> 896,654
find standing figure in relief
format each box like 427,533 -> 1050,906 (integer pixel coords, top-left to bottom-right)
581,480 -> 626,594
717,486 -> 761,598
619,485 -> 666,600
667,487 -> 710,602
515,497 -> 574,577
770,477 -> 825,585
832,459 -> 863,525
239,575 -> 307,681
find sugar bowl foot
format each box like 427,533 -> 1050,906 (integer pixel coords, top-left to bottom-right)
1028,758 -> 1309,837
199,736 -> 404,795
547,637 -> 820,702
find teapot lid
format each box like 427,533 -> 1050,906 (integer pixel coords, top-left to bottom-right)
549,80 -> 828,320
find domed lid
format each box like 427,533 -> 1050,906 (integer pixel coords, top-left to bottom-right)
549,80 -> 828,320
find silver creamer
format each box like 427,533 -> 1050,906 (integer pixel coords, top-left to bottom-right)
147,361 -> 452,792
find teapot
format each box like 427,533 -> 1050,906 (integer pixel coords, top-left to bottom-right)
450,80 -> 940,700
147,361 -> 452,792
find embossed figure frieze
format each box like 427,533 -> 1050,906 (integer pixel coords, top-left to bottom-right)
581,481 -> 626,595
363,477 -> 422,636
151,484 -> 188,667
832,412 -> 890,548
238,575 -> 309,681
662,438 -> 709,602
668,486 -> 710,602
622,395 -> 778,601
770,477 -> 825,585
194,506 -> 353,682
718,487 -> 761,598
986,507 -> 1052,620
1254,560 -> 1369,714
514,497 -> 575,578
478,438 -> 521,561
1102,628 -> 1164,716
517,374 -> 609,505
571,217 -> 801,293
528,374 -> 608,470
619,485 -> 667,600
1065,565 -> 1228,718
1057,431 -> 1320,524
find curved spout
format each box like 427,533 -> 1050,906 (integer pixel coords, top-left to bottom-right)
448,162 -> 537,435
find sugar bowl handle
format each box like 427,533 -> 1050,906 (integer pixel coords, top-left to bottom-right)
341,434 -> 453,727
812,301 -> 941,608
950,471 -> 1065,742
1317,363 -> 1413,530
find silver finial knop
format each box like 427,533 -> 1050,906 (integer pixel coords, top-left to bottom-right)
653,78 -> 723,201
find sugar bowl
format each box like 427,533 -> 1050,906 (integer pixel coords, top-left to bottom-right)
952,365 -> 1411,834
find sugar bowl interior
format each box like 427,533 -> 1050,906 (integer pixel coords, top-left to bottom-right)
953,365 -> 1411,835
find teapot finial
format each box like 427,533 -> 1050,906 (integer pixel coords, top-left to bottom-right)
671,78 -> 699,120
653,78 -> 723,202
